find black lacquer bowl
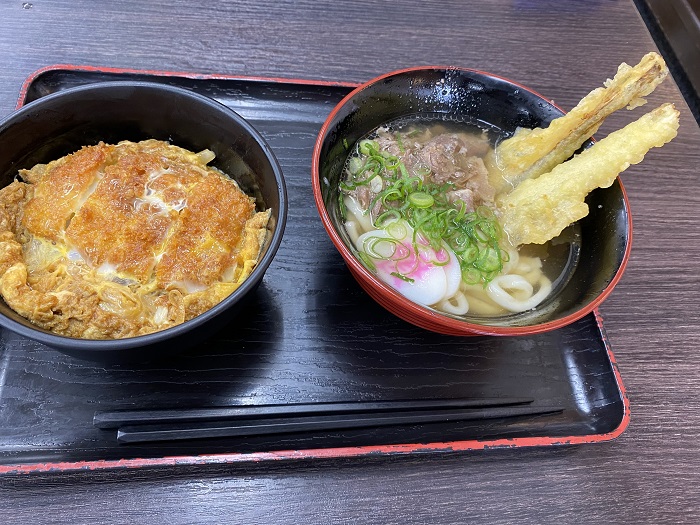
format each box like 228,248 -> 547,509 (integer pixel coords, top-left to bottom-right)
312,66 -> 631,336
0,81 -> 287,362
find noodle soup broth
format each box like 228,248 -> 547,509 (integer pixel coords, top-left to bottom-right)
339,116 -> 579,321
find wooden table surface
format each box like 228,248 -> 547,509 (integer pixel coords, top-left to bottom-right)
1,0 -> 698,523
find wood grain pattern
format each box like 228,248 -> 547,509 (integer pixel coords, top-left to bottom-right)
0,0 -> 699,523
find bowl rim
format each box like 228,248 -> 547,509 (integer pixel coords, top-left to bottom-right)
0,80 -> 288,350
311,65 -> 632,336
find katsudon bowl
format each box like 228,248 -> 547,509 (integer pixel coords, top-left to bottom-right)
312,67 -> 631,337
0,81 -> 287,363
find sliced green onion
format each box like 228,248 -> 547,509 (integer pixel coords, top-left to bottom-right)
340,128 -> 506,286
408,192 -> 434,208
386,220 -> 408,240
390,272 -> 415,283
384,190 -> 404,202
477,247 -> 502,273
352,171 -> 380,187
359,139 -> 379,155
357,251 -> 377,272
375,209 -> 401,228
347,156 -> 364,175
339,181 -> 356,192
364,236 -> 400,260
460,245 -> 479,264
384,156 -> 401,170
396,133 -> 405,154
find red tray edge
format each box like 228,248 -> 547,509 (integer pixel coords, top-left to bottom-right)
15,63 -> 361,110
0,64 -> 630,475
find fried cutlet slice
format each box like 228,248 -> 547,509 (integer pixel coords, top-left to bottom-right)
65,144 -> 174,282
155,169 -> 256,288
21,143 -> 112,241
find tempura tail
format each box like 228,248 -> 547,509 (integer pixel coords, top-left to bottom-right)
496,103 -> 680,246
486,52 -> 669,193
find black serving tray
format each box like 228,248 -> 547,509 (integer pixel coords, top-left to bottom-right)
0,66 -> 628,474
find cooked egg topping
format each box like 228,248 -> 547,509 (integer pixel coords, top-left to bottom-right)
0,140 -> 270,339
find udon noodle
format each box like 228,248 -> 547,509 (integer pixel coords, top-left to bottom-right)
340,120 -> 567,317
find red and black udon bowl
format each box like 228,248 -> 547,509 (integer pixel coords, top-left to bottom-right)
312,66 -> 631,336
0,81 -> 287,362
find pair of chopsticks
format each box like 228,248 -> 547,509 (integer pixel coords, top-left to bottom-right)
94,398 -> 564,444
95,399 -> 563,444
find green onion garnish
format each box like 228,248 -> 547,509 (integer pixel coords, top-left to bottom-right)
341,133 -> 505,285
390,272 -> 415,283
408,191 -> 434,208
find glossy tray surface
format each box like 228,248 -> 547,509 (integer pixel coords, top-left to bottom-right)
0,67 -> 628,474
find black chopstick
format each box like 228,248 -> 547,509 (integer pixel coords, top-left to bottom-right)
115,405 -> 564,444
94,397 -> 535,429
